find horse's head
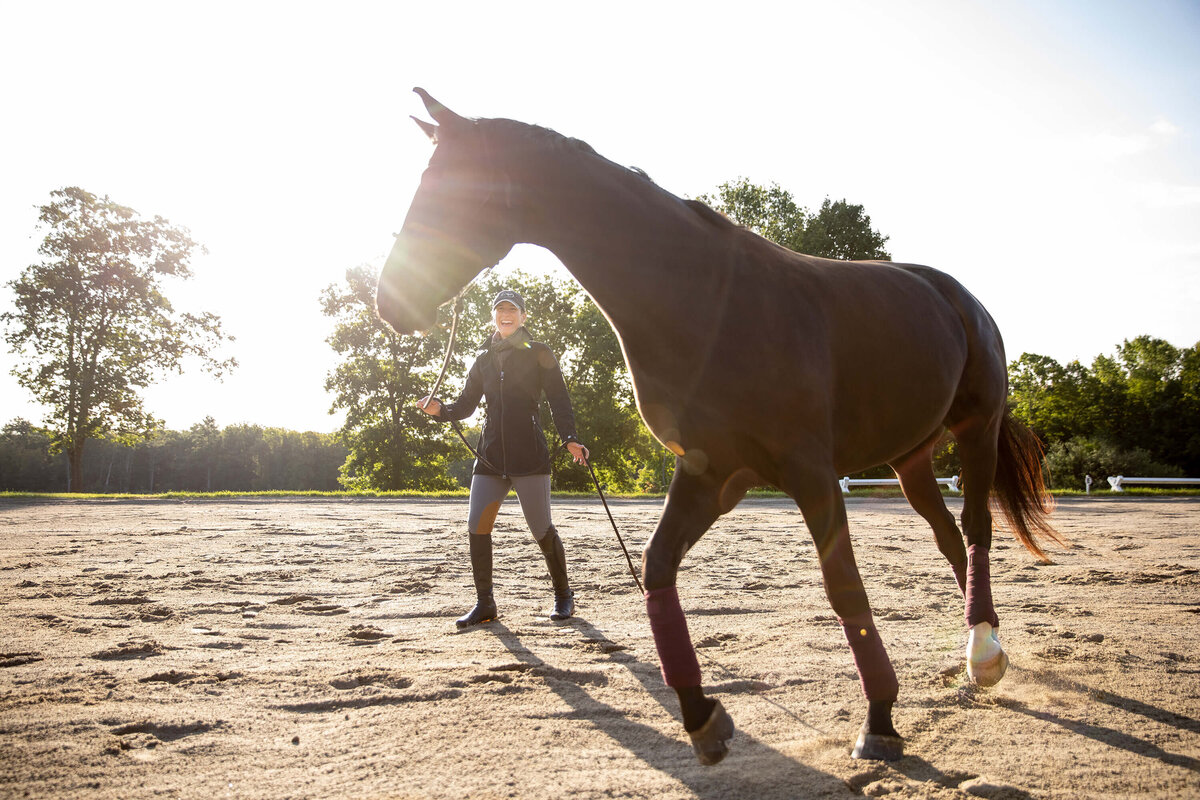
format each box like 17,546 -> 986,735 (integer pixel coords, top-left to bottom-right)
376,89 -> 519,335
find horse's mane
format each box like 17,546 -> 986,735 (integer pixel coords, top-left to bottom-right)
482,119 -> 667,180
682,199 -> 733,230
482,117 -> 734,230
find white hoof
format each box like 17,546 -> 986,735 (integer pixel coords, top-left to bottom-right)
966,621 -> 1008,687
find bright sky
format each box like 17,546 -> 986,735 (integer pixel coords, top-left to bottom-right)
2,1 -> 1197,434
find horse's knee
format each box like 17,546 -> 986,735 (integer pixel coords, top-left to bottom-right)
809,530 -> 870,618
642,540 -> 681,592
824,585 -> 871,621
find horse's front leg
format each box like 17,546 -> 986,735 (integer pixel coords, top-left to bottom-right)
786,462 -> 903,760
642,468 -> 732,765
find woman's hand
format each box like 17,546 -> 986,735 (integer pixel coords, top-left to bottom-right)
566,441 -> 589,465
416,396 -> 441,416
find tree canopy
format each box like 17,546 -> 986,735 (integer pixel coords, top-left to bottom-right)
695,178 -> 891,260
1009,336 -> 1200,488
320,264 -> 460,491
2,187 -> 235,490
0,416 -> 345,492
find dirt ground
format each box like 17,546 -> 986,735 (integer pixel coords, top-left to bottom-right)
0,495 -> 1197,799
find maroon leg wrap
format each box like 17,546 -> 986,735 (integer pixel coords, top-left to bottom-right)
965,544 -> 1000,628
646,586 -> 702,687
840,612 -> 899,702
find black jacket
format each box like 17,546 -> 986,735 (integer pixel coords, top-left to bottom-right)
436,328 -> 578,476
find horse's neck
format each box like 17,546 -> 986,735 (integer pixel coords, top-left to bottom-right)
520,154 -> 724,370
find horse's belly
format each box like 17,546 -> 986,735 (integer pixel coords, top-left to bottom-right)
828,305 -> 967,471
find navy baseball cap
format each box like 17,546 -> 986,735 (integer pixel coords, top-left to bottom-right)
492,289 -> 525,312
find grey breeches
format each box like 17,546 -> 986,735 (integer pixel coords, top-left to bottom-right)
467,473 -> 554,540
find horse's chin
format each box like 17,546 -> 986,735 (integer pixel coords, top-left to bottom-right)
375,297 -> 436,337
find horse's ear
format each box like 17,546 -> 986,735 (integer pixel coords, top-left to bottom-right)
411,116 -> 438,144
413,87 -> 467,130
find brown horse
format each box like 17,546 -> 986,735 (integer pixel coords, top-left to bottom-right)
377,89 -> 1059,765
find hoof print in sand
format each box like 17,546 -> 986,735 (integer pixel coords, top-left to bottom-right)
580,638 -> 627,654
346,625 -> 393,644
90,595 -> 155,606
139,605 -> 174,622
0,652 -> 44,668
329,671 -> 411,690
91,640 -> 166,660
269,594 -> 321,606
488,662 -> 608,687
139,670 -> 198,685
110,720 -> 223,743
388,580 -> 432,595
297,603 -> 349,616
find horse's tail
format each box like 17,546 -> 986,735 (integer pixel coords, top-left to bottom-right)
992,409 -> 1064,563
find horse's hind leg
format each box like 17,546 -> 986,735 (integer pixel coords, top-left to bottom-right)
955,417 -> 1008,686
891,441 -> 968,594
642,468 -> 732,765
782,460 -> 902,760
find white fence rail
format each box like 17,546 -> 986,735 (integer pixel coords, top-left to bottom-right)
839,476 -> 960,494
1106,476 -> 1200,491
830,474 -> 1195,494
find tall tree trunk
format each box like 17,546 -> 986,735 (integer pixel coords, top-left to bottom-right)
67,443 -> 85,493
391,414 -> 404,491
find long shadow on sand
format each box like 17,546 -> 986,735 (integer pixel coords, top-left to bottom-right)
487,618 -> 856,799
1006,667 -> 1200,773
1002,700 -> 1199,774
1018,666 -> 1200,735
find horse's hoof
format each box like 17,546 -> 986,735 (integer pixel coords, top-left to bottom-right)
966,621 -> 1009,687
689,700 -> 735,766
852,731 -> 904,761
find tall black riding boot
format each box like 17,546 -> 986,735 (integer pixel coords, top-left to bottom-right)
456,533 -> 497,629
537,527 -> 574,621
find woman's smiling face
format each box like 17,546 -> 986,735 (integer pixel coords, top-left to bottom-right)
492,300 -> 526,338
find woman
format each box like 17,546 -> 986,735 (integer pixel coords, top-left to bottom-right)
418,289 -> 590,628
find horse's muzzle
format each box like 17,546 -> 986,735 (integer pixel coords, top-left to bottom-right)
375,288 -> 435,336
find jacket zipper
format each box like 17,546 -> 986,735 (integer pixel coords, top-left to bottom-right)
499,369 -> 507,477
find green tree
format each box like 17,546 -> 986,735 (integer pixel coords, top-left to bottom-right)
1008,353 -> 1097,443
0,419 -> 64,491
694,178 -> 890,260
694,178 -> 807,252
2,187 -> 235,491
1109,336 -> 1193,468
188,416 -> 221,491
802,198 -> 891,260
322,264 -> 458,490
1009,337 -> 1200,482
